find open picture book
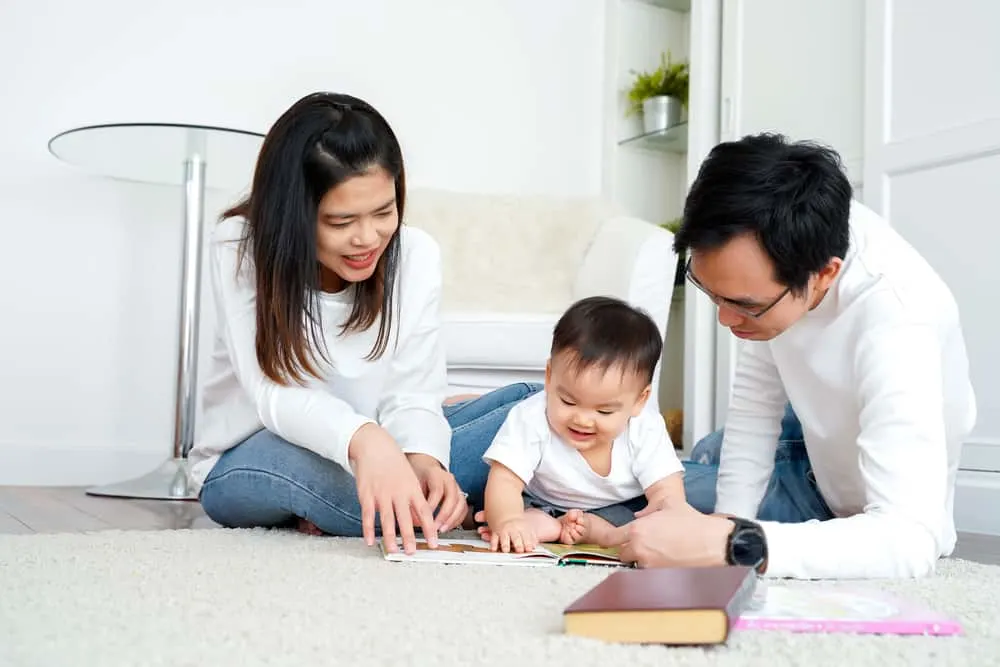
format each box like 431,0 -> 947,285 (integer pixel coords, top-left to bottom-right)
379,537 -> 629,567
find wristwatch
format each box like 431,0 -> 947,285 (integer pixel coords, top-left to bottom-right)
725,516 -> 768,574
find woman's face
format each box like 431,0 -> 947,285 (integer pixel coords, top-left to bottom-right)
315,166 -> 399,292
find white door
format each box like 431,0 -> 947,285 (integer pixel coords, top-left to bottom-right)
705,0 -> 866,431
864,0 -> 1000,533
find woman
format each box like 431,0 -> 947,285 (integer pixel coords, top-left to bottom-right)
188,92 -> 539,554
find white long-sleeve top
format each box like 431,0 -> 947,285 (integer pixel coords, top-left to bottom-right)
715,201 -> 977,580
187,218 -> 452,491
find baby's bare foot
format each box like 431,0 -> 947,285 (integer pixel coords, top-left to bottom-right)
577,513 -> 620,547
558,509 -> 588,544
296,518 -> 325,536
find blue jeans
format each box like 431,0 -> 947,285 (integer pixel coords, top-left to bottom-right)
681,404 -> 834,523
199,382 -> 544,536
523,492 -> 649,528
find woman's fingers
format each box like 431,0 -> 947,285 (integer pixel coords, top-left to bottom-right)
442,497 -> 468,533
394,495 -> 417,554
360,490 -> 377,547
412,494 -> 439,549
379,496 -> 398,553
441,483 -> 468,533
425,474 -> 445,516
431,476 -> 458,531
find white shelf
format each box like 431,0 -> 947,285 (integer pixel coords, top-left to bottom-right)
618,122 -> 688,153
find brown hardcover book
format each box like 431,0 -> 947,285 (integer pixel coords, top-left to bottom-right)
563,566 -> 758,645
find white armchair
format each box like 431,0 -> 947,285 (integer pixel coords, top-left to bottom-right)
404,188 -> 680,411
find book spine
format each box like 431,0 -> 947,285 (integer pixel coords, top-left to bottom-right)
724,569 -> 760,636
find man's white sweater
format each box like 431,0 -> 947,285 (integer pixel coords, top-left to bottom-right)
716,201 -> 977,579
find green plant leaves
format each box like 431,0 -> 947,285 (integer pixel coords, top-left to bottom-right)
626,51 -> 689,116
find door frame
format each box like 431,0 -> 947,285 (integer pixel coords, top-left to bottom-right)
681,0 -> 724,452
711,0 -> 867,428
711,0 -> 745,428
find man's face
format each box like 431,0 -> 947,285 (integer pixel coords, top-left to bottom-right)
686,233 -> 840,341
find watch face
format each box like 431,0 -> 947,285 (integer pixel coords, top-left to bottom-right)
732,527 -> 765,566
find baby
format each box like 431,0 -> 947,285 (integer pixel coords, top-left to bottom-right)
479,295 -> 687,553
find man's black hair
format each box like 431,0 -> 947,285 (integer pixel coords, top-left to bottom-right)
673,133 -> 853,295
551,296 -> 661,385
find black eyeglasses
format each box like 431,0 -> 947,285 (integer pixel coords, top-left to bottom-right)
684,258 -> 790,319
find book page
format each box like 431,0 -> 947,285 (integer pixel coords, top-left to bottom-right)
541,543 -> 624,563
735,584 -> 962,636
380,538 -> 558,566
743,586 -> 899,621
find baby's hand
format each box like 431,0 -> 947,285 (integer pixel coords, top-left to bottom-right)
491,517 -> 538,554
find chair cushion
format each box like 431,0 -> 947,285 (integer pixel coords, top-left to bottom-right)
404,188 -> 610,314
442,311 -> 558,370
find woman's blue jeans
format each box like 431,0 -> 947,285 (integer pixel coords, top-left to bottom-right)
199,382 -> 543,536
680,403 -> 834,523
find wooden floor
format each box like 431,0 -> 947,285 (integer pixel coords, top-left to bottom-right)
1,486 -> 998,566
0,486 -> 218,535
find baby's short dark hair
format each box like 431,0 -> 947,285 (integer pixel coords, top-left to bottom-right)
550,296 -> 662,385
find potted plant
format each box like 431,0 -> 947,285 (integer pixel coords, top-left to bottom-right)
626,51 -> 689,134
660,217 -> 685,287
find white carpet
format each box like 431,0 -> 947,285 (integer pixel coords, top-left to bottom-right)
1,528 -> 999,667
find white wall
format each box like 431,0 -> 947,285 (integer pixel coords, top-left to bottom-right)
0,0 -> 607,485
724,0 -> 865,184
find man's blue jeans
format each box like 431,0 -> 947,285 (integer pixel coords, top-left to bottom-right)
199,382 -> 543,536
681,404 -> 835,523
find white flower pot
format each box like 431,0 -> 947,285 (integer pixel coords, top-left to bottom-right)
642,95 -> 682,134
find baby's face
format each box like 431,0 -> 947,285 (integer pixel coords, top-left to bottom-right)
543,352 -> 650,453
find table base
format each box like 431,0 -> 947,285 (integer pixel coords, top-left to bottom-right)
85,457 -> 196,501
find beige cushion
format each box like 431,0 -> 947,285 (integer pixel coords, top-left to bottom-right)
405,188 -> 611,314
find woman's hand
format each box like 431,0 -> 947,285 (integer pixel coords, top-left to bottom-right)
348,424 -> 438,554
407,454 -> 468,534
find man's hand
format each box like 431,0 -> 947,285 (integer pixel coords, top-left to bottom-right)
406,454 -> 468,533
636,472 -> 686,518
614,504 -> 734,569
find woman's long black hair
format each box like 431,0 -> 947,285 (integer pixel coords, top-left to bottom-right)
222,92 -> 405,385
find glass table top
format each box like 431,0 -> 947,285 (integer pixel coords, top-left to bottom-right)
48,122 -> 266,192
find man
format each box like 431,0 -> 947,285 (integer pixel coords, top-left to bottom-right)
617,133 -> 977,579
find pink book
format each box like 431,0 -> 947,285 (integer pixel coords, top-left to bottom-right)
733,583 -> 962,636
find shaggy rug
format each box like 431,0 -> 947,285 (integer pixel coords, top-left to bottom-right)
1,528 -> 998,667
